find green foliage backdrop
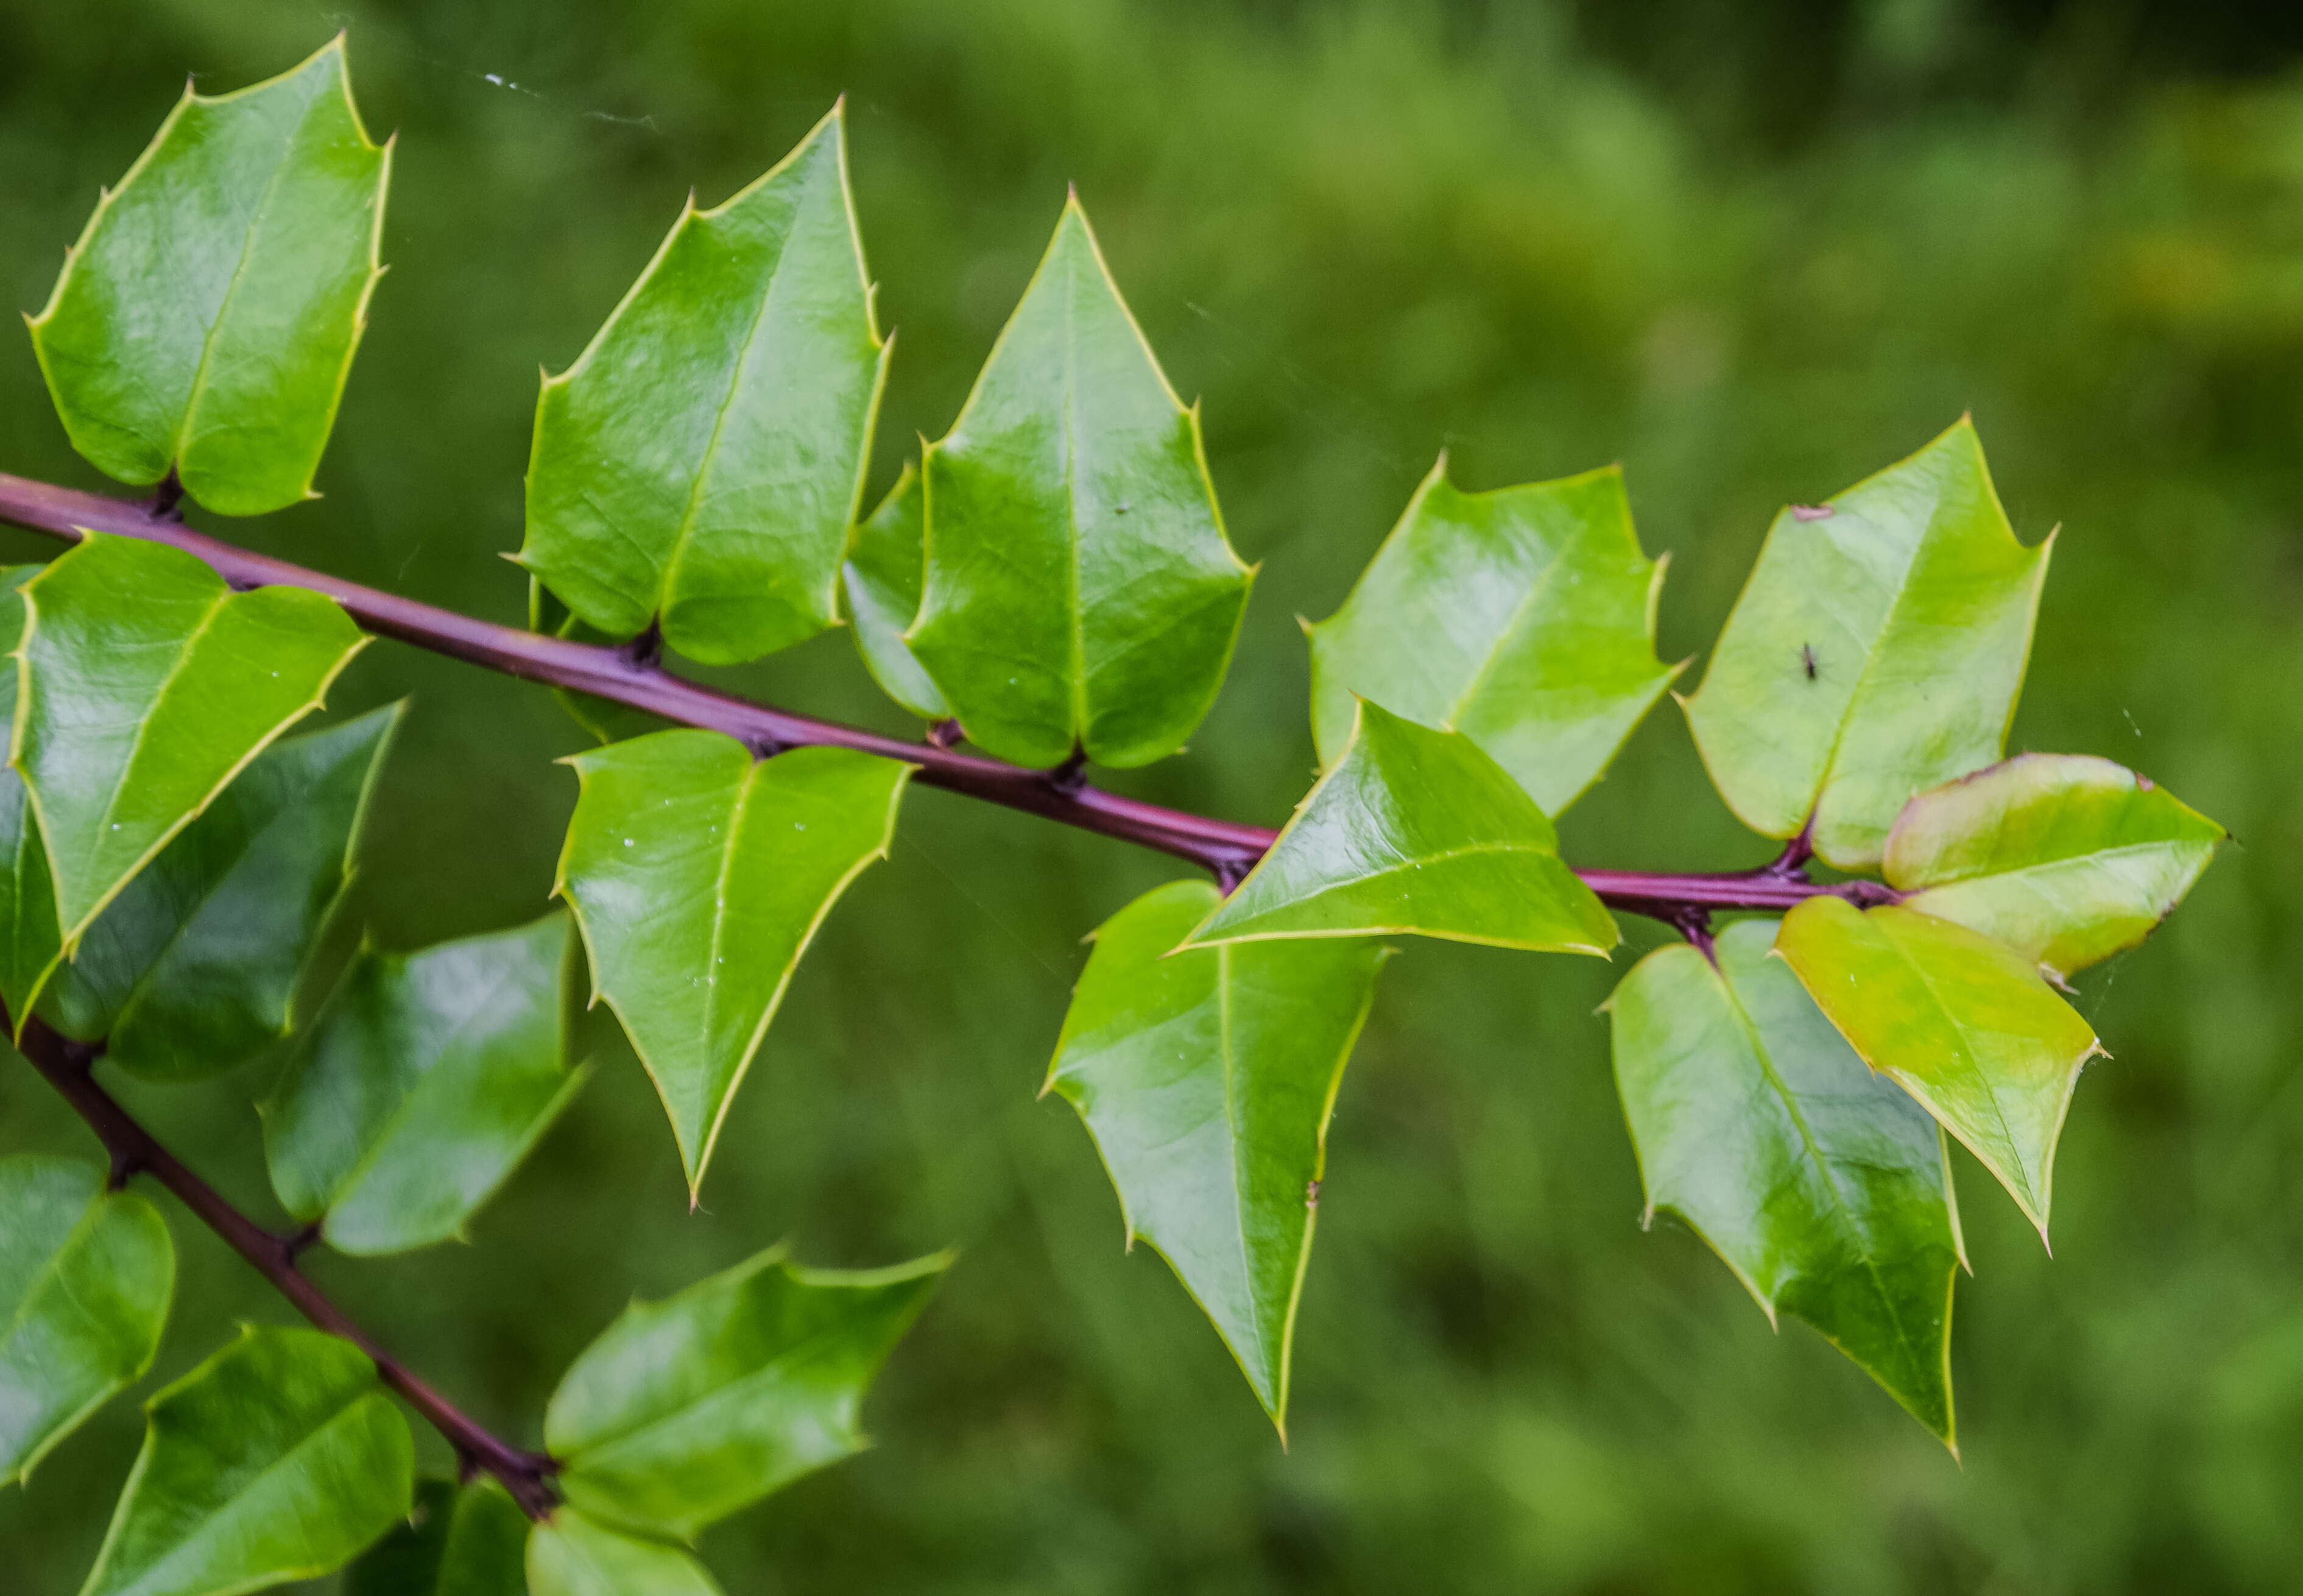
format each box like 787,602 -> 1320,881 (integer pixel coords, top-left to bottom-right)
2,1 -> 2297,1589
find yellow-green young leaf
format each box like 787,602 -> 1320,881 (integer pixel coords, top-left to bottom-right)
27,38 -> 388,517
842,465 -> 950,720
1606,922 -> 1963,1447
0,1156 -> 174,1485
529,579 -> 666,747
41,705 -> 400,1079
546,1248 -> 947,1540
520,103 -> 886,665
15,534 -> 367,950
79,1327 -> 414,1596
528,1512 -> 721,1596
1047,880 -> 1387,1430
344,1478 -> 530,1596
1776,897 -> 2100,1241
1883,753 -> 2227,981
0,566 -> 59,1023
263,913 -> 584,1255
1308,459 -> 1680,816
1185,701 -> 1617,953
909,196 -> 1253,769
1682,419 -> 2050,869
555,733 -> 911,1195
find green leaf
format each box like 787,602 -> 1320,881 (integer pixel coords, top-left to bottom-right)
0,565 -> 60,1023
528,580 -> 665,747
40,705 -> 400,1079
15,533 -> 367,951
842,465 -> 950,720
78,1326 -> 414,1596
519,103 -> 887,665
528,1511 -> 721,1596
1776,897 -> 2101,1241
0,1156 -> 174,1485
27,37 -> 389,517
546,1247 -> 946,1540
1184,700 -> 1617,953
1605,922 -> 1963,1446
1882,752 -> 2227,981
1308,459 -> 1680,816
263,912 -> 584,1255
555,733 -> 911,1195
345,1477 -> 530,1596
1681,419 -> 2051,869
909,196 -> 1254,769
1046,880 -> 1387,1429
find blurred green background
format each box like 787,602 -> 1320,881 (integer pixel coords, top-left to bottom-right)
4,1 -> 2301,1589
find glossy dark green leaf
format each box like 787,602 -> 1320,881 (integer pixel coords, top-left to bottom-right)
27,38 -> 388,516
78,1326 -> 413,1596
344,1477 -> 529,1596
40,705 -> 399,1079
555,733 -> 911,1195
1606,922 -> 1963,1445
528,1511 -> 720,1596
1047,880 -> 1387,1428
0,1156 -> 174,1484
529,579 -> 665,747
520,104 -> 887,665
0,565 -> 60,1023
1777,897 -> 2101,1241
15,534 -> 367,950
1308,459 -> 1680,816
842,465 -> 949,719
263,912 -> 584,1255
1185,701 -> 1617,953
1682,419 -> 2051,868
909,196 -> 1254,768
1883,752 -> 2227,981
546,1246 -> 946,1540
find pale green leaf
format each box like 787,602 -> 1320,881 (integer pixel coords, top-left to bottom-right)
520,103 -> 887,665
842,465 -> 949,719
1048,880 -> 1387,1428
1883,752 -> 2227,980
263,912 -> 584,1255
1309,459 -> 1680,816
78,1326 -> 413,1596
1606,921 -> 1962,1445
344,1477 -> 530,1596
0,1156 -> 174,1485
555,733 -> 911,1195
528,1512 -> 721,1596
1776,897 -> 2100,1241
27,37 -> 388,517
1185,700 -> 1617,953
1682,419 -> 2050,868
15,533 -> 367,950
546,1247 -> 946,1541
909,196 -> 1253,769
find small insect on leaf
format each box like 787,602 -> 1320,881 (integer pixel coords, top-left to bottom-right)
1802,644 -> 1818,680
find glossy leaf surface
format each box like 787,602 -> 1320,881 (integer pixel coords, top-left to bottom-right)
0,566 -> 58,1022
1777,897 -> 2100,1239
546,1247 -> 946,1540
1308,459 -> 1679,816
43,705 -> 398,1080
1607,922 -> 1961,1443
1682,420 -> 2050,868
1883,752 -> 2226,980
909,197 -> 1252,768
344,1478 -> 529,1596
529,1512 -> 721,1596
16,534 -> 366,949
28,38 -> 387,516
1186,701 -> 1617,953
556,733 -> 910,1194
79,1326 -> 412,1596
520,104 -> 886,664
1048,880 -> 1386,1427
264,913 -> 582,1255
842,465 -> 949,719
0,1156 -> 173,1484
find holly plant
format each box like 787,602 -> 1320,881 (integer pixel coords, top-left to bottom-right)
0,38 -> 2223,1594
